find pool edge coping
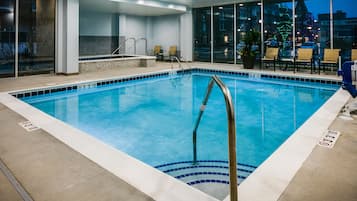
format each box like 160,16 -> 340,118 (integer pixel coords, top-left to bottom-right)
0,68 -> 349,201
223,88 -> 350,201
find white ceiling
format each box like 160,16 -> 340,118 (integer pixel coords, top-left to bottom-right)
79,0 -> 185,16
79,0 -> 259,16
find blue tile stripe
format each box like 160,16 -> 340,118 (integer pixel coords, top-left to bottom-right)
187,179 -> 230,185
11,72 -> 170,98
154,160 -> 257,169
162,165 -> 254,174
175,171 -> 247,180
11,68 -> 341,99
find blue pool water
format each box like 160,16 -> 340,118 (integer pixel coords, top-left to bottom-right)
21,72 -> 339,169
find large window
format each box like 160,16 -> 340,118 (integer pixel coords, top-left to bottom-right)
0,0 -> 15,77
0,0 -> 55,77
213,4 -> 234,63
18,0 -> 55,75
236,2 -> 261,63
333,0 -> 357,62
193,7 -> 212,62
192,0 -> 357,68
264,1 -> 293,59
296,0 -> 330,64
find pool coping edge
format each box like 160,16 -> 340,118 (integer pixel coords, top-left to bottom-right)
0,68 -> 348,201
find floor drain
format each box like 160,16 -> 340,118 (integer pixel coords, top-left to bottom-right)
350,110 -> 357,119
18,121 -> 40,132
318,130 -> 340,149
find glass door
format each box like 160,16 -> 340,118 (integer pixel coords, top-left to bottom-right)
18,0 -> 55,76
0,0 -> 15,77
193,7 -> 212,62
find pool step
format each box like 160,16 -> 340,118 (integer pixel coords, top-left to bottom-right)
155,160 -> 256,186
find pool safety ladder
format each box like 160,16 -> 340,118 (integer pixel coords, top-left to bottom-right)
192,75 -> 238,201
112,37 -> 136,55
171,56 -> 183,70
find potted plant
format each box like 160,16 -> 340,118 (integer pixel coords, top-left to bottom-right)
240,30 -> 260,69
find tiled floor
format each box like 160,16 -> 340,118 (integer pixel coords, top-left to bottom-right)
278,103 -> 357,201
0,62 -> 356,201
0,103 -> 154,201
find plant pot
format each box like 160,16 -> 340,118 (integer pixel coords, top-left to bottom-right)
242,55 -> 255,69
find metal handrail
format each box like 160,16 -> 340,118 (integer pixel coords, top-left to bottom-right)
171,56 -> 183,70
112,37 -> 136,55
136,38 -> 147,55
192,75 -> 238,201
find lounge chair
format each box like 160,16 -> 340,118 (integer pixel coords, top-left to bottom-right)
168,45 -> 177,60
319,49 -> 340,73
351,49 -> 357,61
154,45 -> 163,61
294,48 -> 313,74
262,47 -> 279,71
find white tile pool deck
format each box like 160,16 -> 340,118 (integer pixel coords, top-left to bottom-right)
0,62 -> 356,201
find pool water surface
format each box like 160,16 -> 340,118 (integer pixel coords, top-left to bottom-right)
21,72 -> 338,171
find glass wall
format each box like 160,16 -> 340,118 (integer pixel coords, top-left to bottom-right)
213,4 -> 234,63
0,0 -> 15,77
264,1 -> 293,59
236,2 -> 261,63
296,0 -> 330,64
192,0 -> 357,68
333,0 -> 357,62
193,7 -> 212,62
18,0 -> 55,75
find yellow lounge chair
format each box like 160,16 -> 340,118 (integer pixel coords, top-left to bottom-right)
262,47 -> 279,71
154,45 -> 163,61
294,48 -> 313,74
351,49 -> 357,61
168,45 -> 177,60
319,49 -> 340,72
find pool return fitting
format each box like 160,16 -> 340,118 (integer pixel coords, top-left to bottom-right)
192,75 -> 238,201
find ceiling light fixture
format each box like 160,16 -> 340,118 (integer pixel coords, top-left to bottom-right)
110,0 -> 187,12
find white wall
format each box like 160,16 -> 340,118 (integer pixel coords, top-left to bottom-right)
125,15 -> 147,55
56,0 -> 79,74
180,12 -> 193,61
150,15 -> 180,57
78,11 -> 193,58
79,10 -> 118,36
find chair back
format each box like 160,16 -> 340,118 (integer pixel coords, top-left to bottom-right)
323,49 -> 340,62
297,48 -> 313,61
264,47 -> 279,59
352,49 -> 357,61
154,45 -> 161,55
169,46 -> 177,56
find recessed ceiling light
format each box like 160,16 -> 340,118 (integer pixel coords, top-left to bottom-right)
109,0 -> 187,12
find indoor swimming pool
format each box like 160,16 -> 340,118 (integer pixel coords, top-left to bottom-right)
16,69 -> 339,198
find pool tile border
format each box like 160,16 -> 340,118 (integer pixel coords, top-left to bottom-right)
10,68 -> 341,99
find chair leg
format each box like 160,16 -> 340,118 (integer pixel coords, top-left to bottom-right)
273,60 -> 276,71
310,61 -> 313,74
260,60 -> 262,70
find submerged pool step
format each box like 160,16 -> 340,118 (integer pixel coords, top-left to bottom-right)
155,160 -> 256,186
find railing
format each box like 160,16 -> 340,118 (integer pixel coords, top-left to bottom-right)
112,37 -> 136,55
136,38 -> 147,55
171,56 -> 183,70
192,75 -> 238,201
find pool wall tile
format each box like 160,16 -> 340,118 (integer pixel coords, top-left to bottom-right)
10,68 -> 341,99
